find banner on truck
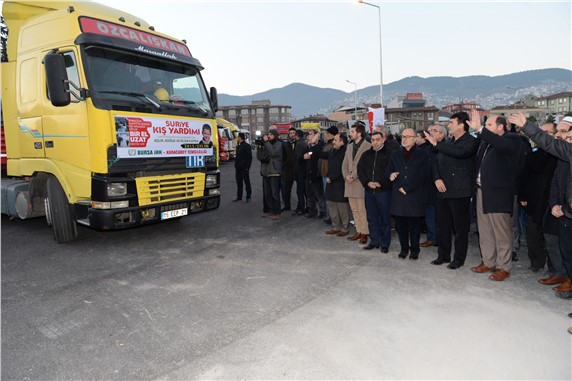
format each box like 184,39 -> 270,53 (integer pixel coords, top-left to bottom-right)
114,116 -> 214,159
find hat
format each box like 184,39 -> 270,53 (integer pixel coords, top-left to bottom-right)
326,126 -> 339,135
562,116 -> 572,125
268,129 -> 280,139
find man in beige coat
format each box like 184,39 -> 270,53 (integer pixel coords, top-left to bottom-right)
342,122 -> 372,245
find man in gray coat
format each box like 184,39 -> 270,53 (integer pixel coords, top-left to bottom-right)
262,129 -> 283,220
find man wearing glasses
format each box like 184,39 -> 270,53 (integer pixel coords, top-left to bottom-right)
387,128 -> 430,260
424,115 -> 479,269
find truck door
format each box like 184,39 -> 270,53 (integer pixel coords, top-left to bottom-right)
41,49 -> 91,178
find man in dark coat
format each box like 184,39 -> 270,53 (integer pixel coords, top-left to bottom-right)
509,113 -> 572,297
471,113 -> 524,281
416,128 -> 438,248
325,133 -> 351,236
424,114 -> 479,269
233,132 -> 252,202
357,129 -> 394,253
387,128 -> 429,260
281,127 -> 296,211
292,129 -> 308,216
303,129 -> 325,218
518,122 -> 558,272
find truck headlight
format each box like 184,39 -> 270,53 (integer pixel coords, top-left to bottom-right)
107,182 -> 127,197
206,175 -> 218,187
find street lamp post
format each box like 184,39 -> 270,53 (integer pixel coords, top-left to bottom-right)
357,0 -> 383,106
346,79 -> 358,122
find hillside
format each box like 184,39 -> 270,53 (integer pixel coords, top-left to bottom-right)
218,68 -> 572,118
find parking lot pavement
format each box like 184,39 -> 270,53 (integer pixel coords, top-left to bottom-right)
2,159 -> 571,380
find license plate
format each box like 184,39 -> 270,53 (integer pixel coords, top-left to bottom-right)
161,208 -> 188,220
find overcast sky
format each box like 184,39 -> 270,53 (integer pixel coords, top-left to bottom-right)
93,0 -> 571,95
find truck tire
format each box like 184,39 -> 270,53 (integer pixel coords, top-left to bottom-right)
46,175 -> 78,243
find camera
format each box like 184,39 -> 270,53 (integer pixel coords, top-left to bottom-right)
254,136 -> 265,149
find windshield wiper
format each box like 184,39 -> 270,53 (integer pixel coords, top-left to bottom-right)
99,91 -> 162,110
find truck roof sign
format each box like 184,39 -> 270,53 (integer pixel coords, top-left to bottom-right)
79,17 -> 191,58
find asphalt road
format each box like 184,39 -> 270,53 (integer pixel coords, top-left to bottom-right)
2,159 -> 571,380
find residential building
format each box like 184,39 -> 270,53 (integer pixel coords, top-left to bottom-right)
387,93 -> 426,109
442,100 -> 483,114
216,100 -> 292,136
385,106 -> 440,133
534,91 -> 572,115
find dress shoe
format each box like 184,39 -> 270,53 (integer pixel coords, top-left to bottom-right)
305,213 -> 317,218
291,210 -> 303,216
363,244 -> 380,250
323,218 -> 332,225
489,269 -> 510,281
528,265 -> 543,273
281,206 -> 291,212
431,258 -> 450,265
447,261 -> 463,270
380,247 -> 389,253
538,275 -> 568,285
359,234 -> 369,245
419,240 -> 435,247
245,197 -> 251,203
409,252 -> 419,260
336,231 -> 349,237
398,251 -> 408,259
325,229 -> 340,235
347,232 -> 361,241
472,263 -> 492,273
512,251 -> 519,262
232,198 -> 242,202
553,279 -> 572,292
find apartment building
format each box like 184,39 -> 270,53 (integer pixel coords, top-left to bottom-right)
216,100 -> 292,136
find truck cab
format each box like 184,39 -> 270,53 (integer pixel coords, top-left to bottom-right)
1,1 -> 221,242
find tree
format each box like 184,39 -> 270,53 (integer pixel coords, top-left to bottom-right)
527,115 -> 537,123
546,114 -> 555,123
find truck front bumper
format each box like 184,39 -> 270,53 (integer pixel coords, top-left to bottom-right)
87,195 -> 220,230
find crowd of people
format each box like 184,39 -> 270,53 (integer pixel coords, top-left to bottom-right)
231,111 -> 572,302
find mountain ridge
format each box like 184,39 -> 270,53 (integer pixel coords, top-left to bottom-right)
218,68 -> 572,119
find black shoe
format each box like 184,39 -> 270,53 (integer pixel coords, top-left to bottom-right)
245,198 -> 250,203
323,218 -> 332,225
232,198 -> 241,202
380,247 -> 389,253
568,312 -> 572,319
409,252 -> 419,260
281,206 -> 291,212
431,258 -> 451,265
305,213 -> 316,218
528,265 -> 543,273
447,262 -> 463,270
512,251 -> 519,262
398,251 -> 408,259
556,290 -> 572,299
363,244 -> 380,250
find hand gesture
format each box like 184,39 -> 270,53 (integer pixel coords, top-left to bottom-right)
468,109 -> 481,132
507,112 -> 527,128
424,130 -> 437,146
398,187 -> 407,195
390,172 -> 399,181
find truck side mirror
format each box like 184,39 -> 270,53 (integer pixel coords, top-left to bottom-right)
44,52 -> 71,107
209,86 -> 218,113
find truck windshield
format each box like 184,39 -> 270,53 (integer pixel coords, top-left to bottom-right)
82,45 -> 213,117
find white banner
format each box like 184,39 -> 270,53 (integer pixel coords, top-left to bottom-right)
367,107 -> 385,133
114,116 -> 214,158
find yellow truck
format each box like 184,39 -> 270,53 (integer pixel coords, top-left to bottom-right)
0,1 -> 221,242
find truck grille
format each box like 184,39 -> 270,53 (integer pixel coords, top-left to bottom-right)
135,173 -> 205,206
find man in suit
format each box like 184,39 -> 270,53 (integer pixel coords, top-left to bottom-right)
342,122 -> 372,245
424,113 -> 479,269
471,113 -> 524,281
